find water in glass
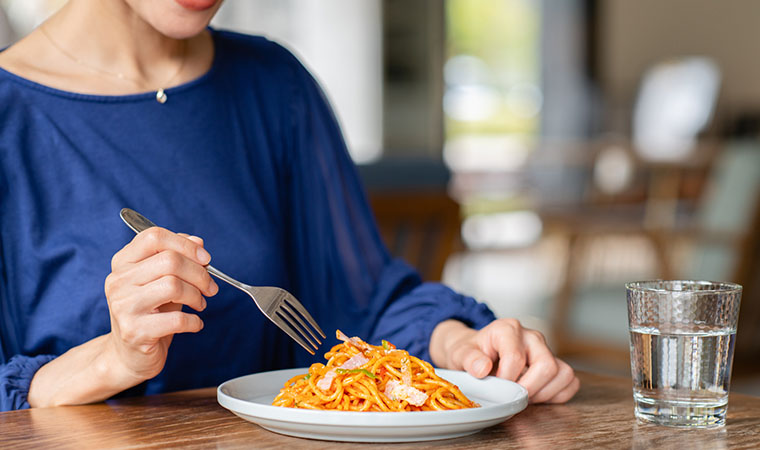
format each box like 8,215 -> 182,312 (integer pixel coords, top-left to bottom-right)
629,326 -> 736,427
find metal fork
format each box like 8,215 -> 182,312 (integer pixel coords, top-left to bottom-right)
119,208 -> 325,354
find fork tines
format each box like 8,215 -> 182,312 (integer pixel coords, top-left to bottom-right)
272,294 -> 326,355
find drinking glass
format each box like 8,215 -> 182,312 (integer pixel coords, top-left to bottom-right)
626,280 -> 742,428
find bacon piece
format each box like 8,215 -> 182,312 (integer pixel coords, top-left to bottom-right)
401,357 -> 412,386
336,330 -> 372,351
317,370 -> 336,391
340,353 -> 369,370
316,353 -> 371,391
384,380 -> 428,407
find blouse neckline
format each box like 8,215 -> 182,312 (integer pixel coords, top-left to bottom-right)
0,28 -> 221,104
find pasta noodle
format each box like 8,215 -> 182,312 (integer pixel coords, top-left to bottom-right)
272,330 -> 480,411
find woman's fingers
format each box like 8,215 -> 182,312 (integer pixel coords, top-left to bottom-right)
549,374 -> 580,404
530,360 -> 579,403
112,227 -> 211,269
108,275 -> 208,321
105,228 -> 218,309
116,311 -> 204,353
478,319 -> 526,381
452,341 -> 494,378
515,330 -> 560,398
142,275 -> 208,312
448,318 -> 579,404
141,310 -> 205,339
115,250 -> 217,297
177,233 -> 204,246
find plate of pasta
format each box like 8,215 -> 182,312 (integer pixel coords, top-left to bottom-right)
217,331 -> 528,442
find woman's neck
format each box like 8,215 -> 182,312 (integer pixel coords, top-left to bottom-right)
0,0 -> 214,95
46,0 -> 187,90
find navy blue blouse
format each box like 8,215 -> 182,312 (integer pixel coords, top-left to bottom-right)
0,29 -> 495,411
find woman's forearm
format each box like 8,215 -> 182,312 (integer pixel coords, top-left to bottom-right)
27,333 -> 142,408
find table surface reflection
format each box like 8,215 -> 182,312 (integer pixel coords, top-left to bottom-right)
1,371 -> 758,449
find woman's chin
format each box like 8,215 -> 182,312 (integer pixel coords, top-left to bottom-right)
151,20 -> 213,40
125,0 -> 223,39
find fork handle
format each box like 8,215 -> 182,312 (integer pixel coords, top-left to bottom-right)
119,208 -> 252,292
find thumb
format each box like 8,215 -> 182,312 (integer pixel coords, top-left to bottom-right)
458,345 -> 494,379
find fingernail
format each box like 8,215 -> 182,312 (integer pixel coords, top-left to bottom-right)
473,358 -> 489,375
209,279 -> 219,296
197,247 -> 211,264
202,297 -> 208,310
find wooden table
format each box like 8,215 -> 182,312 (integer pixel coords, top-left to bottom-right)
1,371 -> 758,449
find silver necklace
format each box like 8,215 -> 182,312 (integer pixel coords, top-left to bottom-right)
39,25 -> 187,104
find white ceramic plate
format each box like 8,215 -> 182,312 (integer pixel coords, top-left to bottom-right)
217,368 -> 528,443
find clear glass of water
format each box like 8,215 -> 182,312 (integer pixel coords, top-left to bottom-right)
626,280 -> 742,428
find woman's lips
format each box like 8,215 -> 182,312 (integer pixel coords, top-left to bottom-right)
174,0 -> 218,12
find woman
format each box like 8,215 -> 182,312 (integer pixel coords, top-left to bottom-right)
0,0 -> 579,411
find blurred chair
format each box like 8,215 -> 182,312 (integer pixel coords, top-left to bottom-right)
633,57 -> 721,231
369,191 -> 460,281
734,202 -> 760,373
550,141 -> 760,369
359,158 -> 460,282
677,141 -> 760,373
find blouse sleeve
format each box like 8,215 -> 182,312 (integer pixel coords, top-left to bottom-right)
0,355 -> 56,411
0,233 -> 57,411
279,50 -> 495,364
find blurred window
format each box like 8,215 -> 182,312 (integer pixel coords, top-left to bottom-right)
443,0 -> 543,251
444,0 -> 541,174
633,57 -> 720,162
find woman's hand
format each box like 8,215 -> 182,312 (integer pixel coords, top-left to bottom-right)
103,227 -> 218,384
429,319 -> 579,404
28,227 -> 219,408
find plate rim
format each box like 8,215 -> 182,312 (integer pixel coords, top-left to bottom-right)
217,367 -> 528,429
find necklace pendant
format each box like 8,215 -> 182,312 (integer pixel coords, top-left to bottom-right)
156,89 -> 167,104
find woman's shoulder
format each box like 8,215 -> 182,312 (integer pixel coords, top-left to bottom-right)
211,28 -> 306,78
0,32 -> 31,70
0,66 -> 32,113
0,29 -> 59,88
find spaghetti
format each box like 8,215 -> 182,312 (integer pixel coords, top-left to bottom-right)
272,330 -> 480,411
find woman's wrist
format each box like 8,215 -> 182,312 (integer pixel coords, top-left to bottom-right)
97,333 -> 148,393
429,319 -> 476,368
28,333 -> 144,408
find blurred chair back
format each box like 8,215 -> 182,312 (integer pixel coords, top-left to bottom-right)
689,141 -> 760,280
689,141 -> 760,371
360,158 -> 459,282
369,191 -> 460,282
734,199 -> 760,371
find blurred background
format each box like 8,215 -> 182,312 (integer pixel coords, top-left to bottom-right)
2,0 -> 759,393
